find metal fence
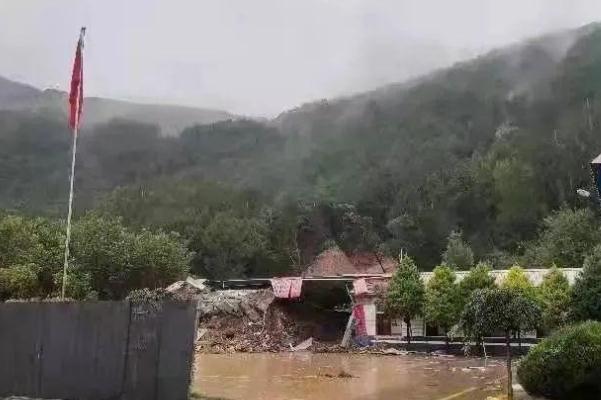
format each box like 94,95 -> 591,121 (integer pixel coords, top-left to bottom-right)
0,300 -> 197,400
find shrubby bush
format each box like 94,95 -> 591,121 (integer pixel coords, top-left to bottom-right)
0,213 -> 191,300
518,321 -> 601,399
538,266 -> 571,333
0,264 -> 39,299
572,245 -> 601,321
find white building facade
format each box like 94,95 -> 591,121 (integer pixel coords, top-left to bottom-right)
352,268 -> 582,338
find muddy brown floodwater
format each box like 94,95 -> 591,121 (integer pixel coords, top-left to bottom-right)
194,353 -> 506,400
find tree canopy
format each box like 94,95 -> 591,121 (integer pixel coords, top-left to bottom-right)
538,266 -> 572,333
459,262 -> 497,307
461,288 -> 541,400
0,213 -> 191,300
572,245 -> 601,321
385,256 -> 425,341
461,288 -> 541,340
502,266 -> 537,301
442,231 -> 474,270
425,265 -> 462,338
524,208 -> 601,268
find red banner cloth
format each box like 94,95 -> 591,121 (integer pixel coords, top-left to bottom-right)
69,29 -> 85,130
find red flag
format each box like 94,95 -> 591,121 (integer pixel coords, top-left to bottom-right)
68,28 -> 85,131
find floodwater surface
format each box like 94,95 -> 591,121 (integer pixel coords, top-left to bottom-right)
194,353 -> 505,400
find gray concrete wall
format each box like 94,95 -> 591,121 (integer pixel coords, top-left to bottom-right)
0,300 -> 196,400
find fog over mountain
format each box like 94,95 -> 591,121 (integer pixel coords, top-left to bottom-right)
4,19 -> 601,271
4,1 -> 601,116
0,76 -> 235,136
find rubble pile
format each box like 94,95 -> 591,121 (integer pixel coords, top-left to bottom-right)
167,279 -> 348,353
197,288 -> 274,321
195,289 -> 308,353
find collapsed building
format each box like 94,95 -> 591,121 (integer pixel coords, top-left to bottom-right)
175,247 -> 583,352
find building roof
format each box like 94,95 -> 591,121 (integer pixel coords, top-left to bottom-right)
304,247 -> 397,277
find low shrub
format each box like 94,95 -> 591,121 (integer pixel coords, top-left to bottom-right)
0,264 -> 39,300
517,321 -> 601,399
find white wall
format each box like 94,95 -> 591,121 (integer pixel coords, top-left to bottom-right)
363,303 -> 377,336
391,316 -> 425,337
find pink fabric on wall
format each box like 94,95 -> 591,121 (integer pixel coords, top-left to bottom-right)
271,278 -> 292,298
353,278 -> 368,296
270,278 -> 303,299
353,305 -> 366,336
289,278 -> 303,298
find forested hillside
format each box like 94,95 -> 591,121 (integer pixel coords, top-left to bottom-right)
0,77 -> 235,135
4,23 -> 601,279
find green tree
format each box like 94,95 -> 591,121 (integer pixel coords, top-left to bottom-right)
128,230 -> 192,290
524,208 -> 601,268
385,256 -> 425,343
99,179 -> 296,278
70,213 -> 190,299
195,212 -> 269,279
492,158 -> 543,236
425,265 -> 461,345
0,264 -> 38,300
538,266 -> 571,333
337,207 -> 385,271
461,288 -> 541,400
31,218 -> 65,296
261,202 -> 304,274
502,265 -> 537,300
442,231 -> 474,270
70,214 -> 133,299
0,215 -> 44,267
572,244 -> 601,321
0,112 -> 70,214
459,262 -> 497,307
53,267 -> 95,300
0,214 -> 64,298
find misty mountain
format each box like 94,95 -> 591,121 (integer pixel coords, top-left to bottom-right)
0,76 -> 40,107
0,76 -> 235,136
274,24 -> 591,136
4,22 -> 601,270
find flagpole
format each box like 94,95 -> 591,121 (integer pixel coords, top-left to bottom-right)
61,27 -> 85,299
61,125 -> 79,299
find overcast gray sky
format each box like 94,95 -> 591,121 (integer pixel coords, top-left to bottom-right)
3,0 -> 601,116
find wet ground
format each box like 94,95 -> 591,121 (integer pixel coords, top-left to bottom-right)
194,353 -> 505,400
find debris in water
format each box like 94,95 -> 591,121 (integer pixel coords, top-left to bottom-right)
380,347 -> 408,356
337,369 -> 355,378
321,369 -> 356,379
291,337 -> 313,352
